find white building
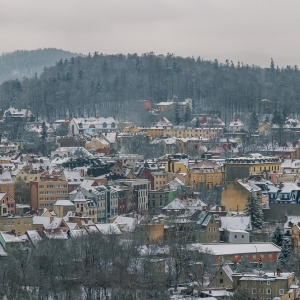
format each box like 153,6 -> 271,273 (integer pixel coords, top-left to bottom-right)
228,119 -> 245,133
69,117 -> 118,135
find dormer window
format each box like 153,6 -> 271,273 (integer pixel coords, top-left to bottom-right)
103,122 -> 107,128
111,122 -> 115,128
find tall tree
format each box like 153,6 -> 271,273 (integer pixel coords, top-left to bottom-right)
244,192 -> 263,229
249,111 -> 259,134
174,103 -> 181,125
270,226 -> 284,246
184,103 -> 191,123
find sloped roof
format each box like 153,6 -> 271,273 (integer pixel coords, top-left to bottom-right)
220,216 -> 252,231
113,216 -> 137,232
54,199 -> 74,206
95,223 -> 122,235
154,117 -> 173,127
73,190 -> 86,201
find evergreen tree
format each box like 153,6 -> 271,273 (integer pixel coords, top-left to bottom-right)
40,122 -> 48,155
272,110 -> 282,124
232,260 -> 237,272
195,117 -> 200,128
184,103 -> 191,123
278,240 -> 291,268
174,103 -> 181,125
249,111 -> 259,134
270,226 -> 284,247
270,58 -> 275,73
237,256 -> 253,272
257,256 -> 263,271
244,192 -> 263,229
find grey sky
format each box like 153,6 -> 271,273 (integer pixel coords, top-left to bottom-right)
1,0 -> 300,67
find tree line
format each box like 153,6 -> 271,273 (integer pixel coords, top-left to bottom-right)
0,53 -> 300,124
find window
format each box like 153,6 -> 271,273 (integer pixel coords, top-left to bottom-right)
242,235 -> 244,238
252,288 -> 256,294
220,279 -> 223,284
235,235 -> 237,238
279,289 -> 284,295
267,281 -> 270,285
266,288 -> 271,294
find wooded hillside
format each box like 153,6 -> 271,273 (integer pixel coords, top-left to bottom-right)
0,52 -> 299,123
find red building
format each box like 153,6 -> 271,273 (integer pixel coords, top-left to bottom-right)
0,192 -> 16,214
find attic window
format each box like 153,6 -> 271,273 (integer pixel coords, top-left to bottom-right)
103,122 -> 107,128
78,123 -> 83,128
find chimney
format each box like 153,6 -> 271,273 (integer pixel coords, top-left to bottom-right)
276,268 -> 281,276
279,182 -> 284,189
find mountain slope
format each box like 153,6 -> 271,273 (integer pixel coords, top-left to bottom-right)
0,48 -> 80,83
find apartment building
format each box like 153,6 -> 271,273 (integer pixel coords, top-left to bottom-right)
0,215 -> 33,235
118,179 -> 149,212
223,153 -> 281,183
30,180 -> 68,212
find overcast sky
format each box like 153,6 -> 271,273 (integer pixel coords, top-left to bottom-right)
1,0 -> 300,67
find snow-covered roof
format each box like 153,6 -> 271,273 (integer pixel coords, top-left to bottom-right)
71,117 -> 118,129
154,117 -> 173,128
284,215 -> 300,229
43,230 -> 68,239
0,231 -> 26,243
26,230 -> 43,246
238,180 -> 261,192
191,243 -> 281,256
229,119 -> 244,127
220,216 -> 252,231
157,101 -> 174,106
95,223 -> 122,235
54,199 -> 74,206
33,216 -> 51,227
113,216 -> 137,232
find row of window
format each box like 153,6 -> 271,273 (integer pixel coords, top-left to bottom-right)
250,287 -> 284,295
39,191 -> 67,194
39,185 -> 68,188
3,221 -> 31,226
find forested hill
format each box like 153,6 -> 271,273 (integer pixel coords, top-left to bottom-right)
0,52 -> 300,123
0,48 -> 79,84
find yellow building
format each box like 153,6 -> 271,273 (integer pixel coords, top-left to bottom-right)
85,137 -> 110,152
223,154 -> 281,184
165,160 -> 188,174
30,180 -> 69,212
151,172 -> 168,190
188,160 -> 223,189
221,179 -> 262,212
157,101 -> 174,113
258,122 -> 271,136
53,199 -> 75,218
122,126 -> 224,140
13,167 -> 41,185
0,216 -> 33,235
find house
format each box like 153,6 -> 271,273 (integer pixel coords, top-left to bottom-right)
268,182 -> 300,204
53,199 -> 75,218
0,166 -> 15,198
85,137 -> 110,154
188,159 -> 223,189
162,196 -> 207,217
156,101 -> 174,113
208,264 -> 233,289
3,107 -> 35,122
71,190 -> 97,223
154,117 -> 173,129
0,231 -> 27,251
220,216 -> 252,243
228,119 -> 245,133
221,179 -> 262,212
0,192 -> 16,215
189,211 -> 220,243
232,270 -> 299,300
69,117 -> 118,135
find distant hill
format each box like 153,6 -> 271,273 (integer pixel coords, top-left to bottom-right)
0,52 -> 299,127
0,48 -> 81,83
